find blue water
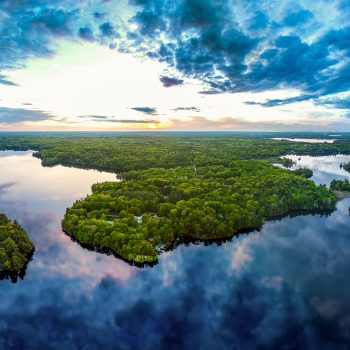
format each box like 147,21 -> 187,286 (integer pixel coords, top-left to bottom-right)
0,151 -> 349,349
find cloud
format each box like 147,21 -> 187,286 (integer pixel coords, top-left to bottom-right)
0,74 -> 17,86
173,107 -> 200,112
166,114 -> 349,131
0,107 -> 56,123
1,171 -> 350,348
99,22 -> 118,38
245,95 -> 316,107
114,119 -> 158,123
94,12 -> 106,20
0,0 -> 350,115
0,183 -> 16,195
1,206 -> 350,349
75,115 -> 159,123
78,26 -> 95,41
0,0 -> 125,78
126,0 -> 350,109
247,11 -> 269,31
319,98 -> 350,110
282,9 -> 314,27
167,116 -> 304,131
159,76 -> 184,87
0,2 -> 79,74
131,107 -> 158,115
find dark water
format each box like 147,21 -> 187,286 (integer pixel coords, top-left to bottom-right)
0,151 -> 349,350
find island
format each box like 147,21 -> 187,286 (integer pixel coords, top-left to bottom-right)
277,157 -> 296,168
0,214 -> 35,280
62,161 -> 336,265
340,161 -> 350,173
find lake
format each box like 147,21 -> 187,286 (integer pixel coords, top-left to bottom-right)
272,138 -> 336,143
0,151 -> 349,349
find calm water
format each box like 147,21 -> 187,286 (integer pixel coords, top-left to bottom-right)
287,154 -> 350,185
0,151 -> 350,349
272,138 -> 336,143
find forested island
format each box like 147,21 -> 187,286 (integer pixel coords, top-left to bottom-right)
0,214 -> 34,280
62,161 -> 336,264
277,157 -> 296,168
340,161 -> 350,173
0,133 -> 349,265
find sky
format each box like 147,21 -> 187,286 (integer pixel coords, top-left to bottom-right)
0,0 -> 350,131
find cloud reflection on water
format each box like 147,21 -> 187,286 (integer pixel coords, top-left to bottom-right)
0,152 -> 349,349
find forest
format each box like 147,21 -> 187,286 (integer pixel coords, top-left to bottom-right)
0,133 -> 350,173
0,214 -> 34,277
62,161 -> 336,264
1,133 -> 348,265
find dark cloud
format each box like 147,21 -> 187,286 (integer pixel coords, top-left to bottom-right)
0,74 -> 17,86
0,0 -> 350,113
79,26 -> 95,41
283,9 -> 313,27
131,107 -> 158,115
76,115 -> 159,123
127,0 -> 350,109
0,107 -> 56,123
127,0 -> 257,93
319,98 -> 350,110
247,11 -> 269,31
173,106 -> 200,112
0,0 -> 123,80
159,75 -> 184,87
245,94 -> 316,107
94,12 -> 105,20
99,22 -> 118,38
0,1 -> 79,76
115,119 -> 158,123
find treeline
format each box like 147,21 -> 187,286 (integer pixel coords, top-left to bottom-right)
292,168 -> 313,179
62,161 -> 336,264
0,134 -> 350,173
330,179 -> 350,191
0,214 -> 34,278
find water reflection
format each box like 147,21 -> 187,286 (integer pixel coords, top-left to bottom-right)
286,154 -> 350,185
0,151 -> 349,349
0,151 -> 135,285
272,138 -> 336,143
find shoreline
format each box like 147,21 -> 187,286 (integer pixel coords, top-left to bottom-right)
333,190 -> 350,200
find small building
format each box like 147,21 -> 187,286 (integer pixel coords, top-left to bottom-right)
155,242 -> 165,251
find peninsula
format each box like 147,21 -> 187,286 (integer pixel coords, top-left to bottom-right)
0,214 -> 34,279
